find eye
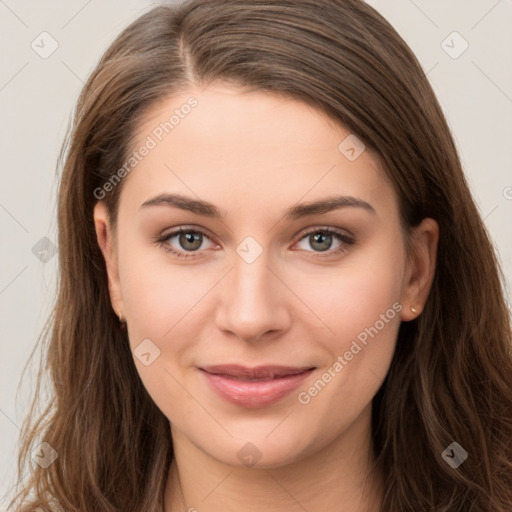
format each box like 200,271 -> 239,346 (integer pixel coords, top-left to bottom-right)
155,227 -> 217,259
155,225 -> 355,260
294,227 -> 355,256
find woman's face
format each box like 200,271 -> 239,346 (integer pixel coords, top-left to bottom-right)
94,83 -> 436,468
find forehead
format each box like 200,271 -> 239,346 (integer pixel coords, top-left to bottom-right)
121,83 -> 397,221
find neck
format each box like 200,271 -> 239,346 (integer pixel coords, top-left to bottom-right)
164,404 -> 384,512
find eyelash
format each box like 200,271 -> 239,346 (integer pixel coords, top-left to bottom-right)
154,226 -> 355,260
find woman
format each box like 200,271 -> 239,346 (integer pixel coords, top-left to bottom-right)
10,0 -> 512,511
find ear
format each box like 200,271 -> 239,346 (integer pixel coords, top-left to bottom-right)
93,201 -> 125,320
400,217 -> 439,321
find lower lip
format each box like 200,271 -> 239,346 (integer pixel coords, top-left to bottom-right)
200,369 -> 314,408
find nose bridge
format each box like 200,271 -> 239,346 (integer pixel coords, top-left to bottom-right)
215,243 -> 290,341
232,251 -> 274,307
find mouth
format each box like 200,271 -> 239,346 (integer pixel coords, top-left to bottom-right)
198,365 -> 316,408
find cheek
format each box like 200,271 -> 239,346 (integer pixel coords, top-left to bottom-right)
291,240 -> 404,413
119,247 -> 209,348
292,241 -> 405,351
295,310 -> 399,445
119,229 -> 405,358
118,256 -> 208,421
119,229 -> 404,377
113,229 -> 405,462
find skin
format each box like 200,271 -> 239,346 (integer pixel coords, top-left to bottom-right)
94,83 -> 438,512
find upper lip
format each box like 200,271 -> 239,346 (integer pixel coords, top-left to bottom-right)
199,364 -> 315,379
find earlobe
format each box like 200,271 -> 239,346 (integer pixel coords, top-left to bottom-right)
93,201 -> 125,320
401,217 -> 439,322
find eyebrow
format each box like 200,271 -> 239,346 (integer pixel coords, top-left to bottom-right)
139,193 -> 376,220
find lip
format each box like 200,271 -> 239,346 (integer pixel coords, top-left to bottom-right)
199,365 -> 315,408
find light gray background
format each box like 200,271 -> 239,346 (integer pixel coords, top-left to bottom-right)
1,0 -> 511,507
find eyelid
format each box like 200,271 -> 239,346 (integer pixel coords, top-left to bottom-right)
154,225 -> 218,258
293,226 -> 355,256
297,225 -> 353,241
155,224 -> 355,259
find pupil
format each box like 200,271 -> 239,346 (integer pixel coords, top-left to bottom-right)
312,232 -> 331,252
177,232 -> 333,253
181,232 -> 201,251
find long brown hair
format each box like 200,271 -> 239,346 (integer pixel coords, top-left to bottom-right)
9,1 -> 512,510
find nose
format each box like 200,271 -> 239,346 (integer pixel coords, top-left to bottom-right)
214,250 -> 293,343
